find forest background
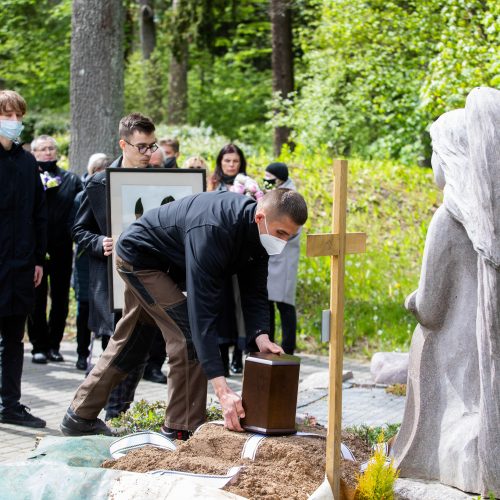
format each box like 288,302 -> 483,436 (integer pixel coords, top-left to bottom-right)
1,0 -> 498,356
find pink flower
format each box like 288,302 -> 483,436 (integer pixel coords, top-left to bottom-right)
230,174 -> 264,201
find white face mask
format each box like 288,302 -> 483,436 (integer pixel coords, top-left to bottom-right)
259,216 -> 287,255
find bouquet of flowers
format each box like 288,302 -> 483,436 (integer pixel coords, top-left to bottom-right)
40,171 -> 62,190
230,173 -> 264,201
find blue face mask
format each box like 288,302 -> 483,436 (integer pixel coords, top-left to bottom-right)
0,120 -> 24,142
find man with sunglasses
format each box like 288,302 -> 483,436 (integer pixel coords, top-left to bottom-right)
71,113 -> 161,422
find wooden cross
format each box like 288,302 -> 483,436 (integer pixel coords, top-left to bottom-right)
306,159 -> 367,498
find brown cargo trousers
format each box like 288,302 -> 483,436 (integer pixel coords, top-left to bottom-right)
70,256 -> 207,431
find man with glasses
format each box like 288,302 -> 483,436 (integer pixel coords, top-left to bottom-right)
28,135 -> 82,364
71,113 -> 162,422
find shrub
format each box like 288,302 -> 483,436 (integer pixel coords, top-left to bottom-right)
279,0 -> 499,164
356,433 -> 400,500
108,400 -> 166,434
108,399 -> 224,435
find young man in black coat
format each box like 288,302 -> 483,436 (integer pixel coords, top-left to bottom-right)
61,188 -> 308,439
71,113 -> 166,420
27,135 -> 83,363
0,90 -> 47,428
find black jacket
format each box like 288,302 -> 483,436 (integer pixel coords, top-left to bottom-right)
38,162 -> 82,247
0,143 -> 47,317
117,191 -> 270,379
72,164 -> 116,336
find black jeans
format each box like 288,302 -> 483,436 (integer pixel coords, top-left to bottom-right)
76,300 -> 91,357
0,315 -> 26,410
269,301 -> 297,355
27,243 -> 73,353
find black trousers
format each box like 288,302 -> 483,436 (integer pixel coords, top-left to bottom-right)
0,315 -> 26,410
27,243 -> 73,353
269,301 -> 297,355
76,300 -> 91,357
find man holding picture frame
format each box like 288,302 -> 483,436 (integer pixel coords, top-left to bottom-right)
62,188 -> 308,439
71,113 -> 169,420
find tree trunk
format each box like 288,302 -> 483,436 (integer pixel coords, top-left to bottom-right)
139,0 -> 156,60
167,0 -> 188,125
69,0 -> 124,175
271,0 -> 294,157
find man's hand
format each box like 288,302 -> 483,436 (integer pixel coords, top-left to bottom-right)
255,333 -> 284,354
102,237 -> 114,256
34,265 -> 43,287
211,376 -> 245,432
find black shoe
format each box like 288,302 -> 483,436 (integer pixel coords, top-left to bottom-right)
60,407 -> 112,436
32,352 -> 48,364
160,425 -> 192,441
143,366 -> 167,384
230,356 -> 243,374
47,349 -> 64,362
76,355 -> 88,371
0,404 -> 46,428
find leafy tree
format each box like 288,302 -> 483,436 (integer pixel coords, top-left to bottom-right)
0,0 -> 71,112
281,0 -> 499,163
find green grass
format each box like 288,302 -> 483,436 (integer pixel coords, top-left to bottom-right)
244,145 -> 440,358
344,423 -> 401,447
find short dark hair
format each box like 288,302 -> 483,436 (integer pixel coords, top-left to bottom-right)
210,143 -> 247,189
0,90 -> 27,116
119,113 -> 155,140
259,189 -> 308,226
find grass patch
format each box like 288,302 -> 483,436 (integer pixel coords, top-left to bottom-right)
256,146 -> 440,358
344,423 -> 401,448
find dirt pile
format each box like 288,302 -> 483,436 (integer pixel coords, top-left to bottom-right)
102,424 -> 372,499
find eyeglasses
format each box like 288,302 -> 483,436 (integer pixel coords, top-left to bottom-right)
124,139 -> 158,155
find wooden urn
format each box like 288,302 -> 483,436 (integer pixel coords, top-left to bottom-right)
241,352 -> 301,435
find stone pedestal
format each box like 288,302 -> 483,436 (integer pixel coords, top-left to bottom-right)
241,353 -> 300,435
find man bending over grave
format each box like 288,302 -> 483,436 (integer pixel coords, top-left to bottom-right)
61,188 -> 308,439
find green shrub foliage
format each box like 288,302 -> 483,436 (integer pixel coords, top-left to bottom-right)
278,0 -> 499,163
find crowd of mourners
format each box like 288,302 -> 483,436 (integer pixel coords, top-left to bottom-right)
0,89 -> 303,432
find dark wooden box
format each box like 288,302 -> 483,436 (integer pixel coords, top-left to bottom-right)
241,352 -> 301,435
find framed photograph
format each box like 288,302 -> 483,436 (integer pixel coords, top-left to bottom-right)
107,168 -> 206,311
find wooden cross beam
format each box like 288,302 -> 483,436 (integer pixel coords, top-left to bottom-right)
306,159 -> 367,498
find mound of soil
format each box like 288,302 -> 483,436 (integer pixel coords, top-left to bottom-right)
102,424 -> 372,499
